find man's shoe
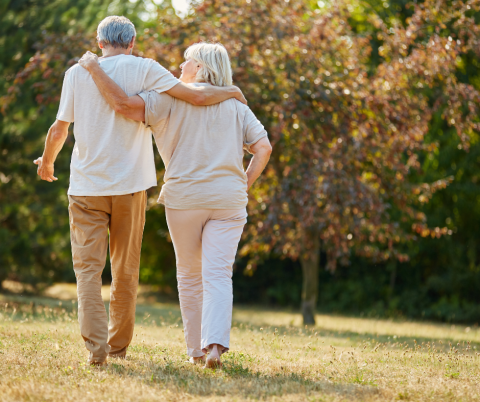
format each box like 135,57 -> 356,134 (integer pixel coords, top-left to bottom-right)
88,352 -> 107,366
108,352 -> 126,359
89,360 -> 107,367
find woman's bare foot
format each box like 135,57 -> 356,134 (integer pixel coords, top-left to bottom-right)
188,355 -> 206,364
205,344 -> 222,369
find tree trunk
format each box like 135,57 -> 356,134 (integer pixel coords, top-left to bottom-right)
389,261 -> 397,295
300,232 -> 320,325
0,271 -> 6,292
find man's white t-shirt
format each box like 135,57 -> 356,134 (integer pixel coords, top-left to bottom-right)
56,54 -> 180,196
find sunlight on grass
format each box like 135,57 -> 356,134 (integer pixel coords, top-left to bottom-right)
0,296 -> 479,401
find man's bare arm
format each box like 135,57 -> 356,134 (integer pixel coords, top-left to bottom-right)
165,82 -> 247,106
245,137 -> 272,190
34,119 -> 70,182
78,56 -> 145,121
78,51 -> 247,121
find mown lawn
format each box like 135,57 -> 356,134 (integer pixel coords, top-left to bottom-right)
0,292 -> 479,401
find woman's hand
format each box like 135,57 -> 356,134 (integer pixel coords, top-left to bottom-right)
246,137 -> 272,190
78,51 -> 100,71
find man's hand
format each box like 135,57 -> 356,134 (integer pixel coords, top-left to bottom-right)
34,157 -> 57,182
78,51 -> 100,72
232,86 -> 248,105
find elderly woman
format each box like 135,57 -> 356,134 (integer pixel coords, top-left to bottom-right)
79,43 -> 272,368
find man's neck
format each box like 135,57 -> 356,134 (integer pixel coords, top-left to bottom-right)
101,47 -> 131,58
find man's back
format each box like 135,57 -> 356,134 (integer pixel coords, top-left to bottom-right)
57,54 -> 179,196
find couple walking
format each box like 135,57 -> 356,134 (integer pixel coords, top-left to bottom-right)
34,16 -> 272,368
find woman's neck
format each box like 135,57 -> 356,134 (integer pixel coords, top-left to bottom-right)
180,77 -> 197,84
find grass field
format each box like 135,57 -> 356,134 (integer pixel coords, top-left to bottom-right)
1,288 -> 479,401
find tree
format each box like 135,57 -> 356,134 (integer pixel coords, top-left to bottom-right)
0,0 -> 151,289
4,0 -> 480,327
137,0 -> 480,324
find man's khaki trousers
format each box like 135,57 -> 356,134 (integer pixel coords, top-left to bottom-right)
68,191 -> 146,364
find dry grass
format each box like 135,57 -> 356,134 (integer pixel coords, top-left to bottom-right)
0,291 -> 479,401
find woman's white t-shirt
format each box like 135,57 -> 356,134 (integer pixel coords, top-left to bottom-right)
138,84 -> 268,210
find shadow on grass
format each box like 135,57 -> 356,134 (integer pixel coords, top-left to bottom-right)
0,295 -> 183,326
230,319 -> 480,352
2,294 -> 479,352
103,351 -> 379,400
229,307 -> 480,352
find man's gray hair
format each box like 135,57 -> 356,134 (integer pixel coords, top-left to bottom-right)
97,16 -> 136,49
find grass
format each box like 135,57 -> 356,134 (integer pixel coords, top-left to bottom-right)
1,289 -> 480,401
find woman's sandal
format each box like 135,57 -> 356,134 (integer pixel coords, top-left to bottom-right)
188,356 -> 206,365
204,345 -> 223,369
205,355 -> 222,369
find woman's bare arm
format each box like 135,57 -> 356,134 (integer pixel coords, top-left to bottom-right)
245,137 -> 272,190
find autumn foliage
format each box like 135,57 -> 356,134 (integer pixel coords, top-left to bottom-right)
3,0 -> 480,323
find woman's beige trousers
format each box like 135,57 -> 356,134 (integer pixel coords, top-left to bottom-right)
166,208 -> 247,357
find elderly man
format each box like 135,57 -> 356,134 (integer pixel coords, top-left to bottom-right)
34,16 -> 246,366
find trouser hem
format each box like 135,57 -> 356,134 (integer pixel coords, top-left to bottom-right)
108,351 -> 127,359
202,343 -> 229,355
187,348 -> 206,358
88,352 -> 108,365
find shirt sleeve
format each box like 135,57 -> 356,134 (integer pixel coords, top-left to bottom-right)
138,91 -> 174,129
243,107 -> 268,153
143,60 -> 180,94
56,68 -> 75,123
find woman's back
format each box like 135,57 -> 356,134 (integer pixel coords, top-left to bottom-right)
139,84 -> 267,209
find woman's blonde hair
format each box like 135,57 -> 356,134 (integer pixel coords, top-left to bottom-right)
184,42 -> 233,87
